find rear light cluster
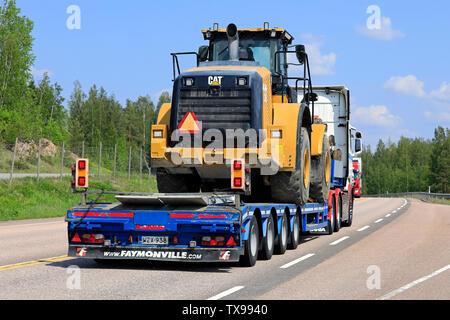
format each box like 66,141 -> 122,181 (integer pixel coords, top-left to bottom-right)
201,236 -> 237,247
71,233 -> 104,244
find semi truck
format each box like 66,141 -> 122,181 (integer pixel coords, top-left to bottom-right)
66,23 -> 362,267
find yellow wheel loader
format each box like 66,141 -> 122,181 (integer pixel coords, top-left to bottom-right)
150,23 -> 331,205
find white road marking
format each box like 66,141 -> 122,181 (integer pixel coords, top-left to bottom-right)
385,214 -> 391,217
375,218 -> 383,223
280,253 -> 315,269
207,286 -> 245,300
329,236 -> 349,246
377,264 -> 450,300
357,226 -> 370,232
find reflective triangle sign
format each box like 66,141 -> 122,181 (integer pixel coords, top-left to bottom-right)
178,112 -> 201,133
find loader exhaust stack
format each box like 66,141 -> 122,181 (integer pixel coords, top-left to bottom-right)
226,23 -> 239,61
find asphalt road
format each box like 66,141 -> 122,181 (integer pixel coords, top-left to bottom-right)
0,198 -> 448,300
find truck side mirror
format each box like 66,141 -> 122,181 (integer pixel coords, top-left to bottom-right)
198,46 -> 209,62
295,45 -> 305,65
355,139 -> 362,153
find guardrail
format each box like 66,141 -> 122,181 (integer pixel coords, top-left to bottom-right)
365,192 -> 450,205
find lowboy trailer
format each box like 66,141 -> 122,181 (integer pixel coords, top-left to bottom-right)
66,186 -> 351,267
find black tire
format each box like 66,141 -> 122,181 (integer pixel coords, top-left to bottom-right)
271,127 -> 311,205
156,168 -> 200,193
287,214 -> 300,250
274,214 -> 288,254
310,134 -> 331,203
239,216 -> 259,267
326,197 -> 335,235
334,195 -> 342,232
342,194 -> 354,227
259,214 -> 275,260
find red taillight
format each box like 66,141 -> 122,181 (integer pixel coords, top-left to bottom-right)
71,233 -> 81,242
226,236 -> 237,246
201,236 -> 225,246
233,160 -> 242,170
78,176 -> 86,186
78,160 -> 86,170
234,177 -> 242,187
173,236 -> 178,245
80,234 -> 104,244
128,235 -> 133,244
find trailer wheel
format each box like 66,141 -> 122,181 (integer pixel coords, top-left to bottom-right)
326,197 -> 335,235
259,214 -> 275,260
271,127 -> 311,205
342,194 -> 354,227
334,195 -> 342,232
309,134 -> 331,203
156,169 -> 200,193
288,214 -> 300,250
275,214 -> 288,254
240,216 -> 259,267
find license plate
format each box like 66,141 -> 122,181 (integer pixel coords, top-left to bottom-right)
141,236 -> 168,245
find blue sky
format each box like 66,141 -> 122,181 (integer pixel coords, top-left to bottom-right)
17,0 -> 450,147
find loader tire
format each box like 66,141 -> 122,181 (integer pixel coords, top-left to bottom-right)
309,134 -> 331,203
156,168 -> 200,193
271,127 -> 311,205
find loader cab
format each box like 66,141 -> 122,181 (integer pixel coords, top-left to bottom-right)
200,25 -> 294,86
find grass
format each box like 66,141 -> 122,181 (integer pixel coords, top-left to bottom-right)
0,175 -> 157,221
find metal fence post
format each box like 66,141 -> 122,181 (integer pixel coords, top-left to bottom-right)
60,141 -> 65,181
81,141 -> 85,158
37,139 -> 41,182
113,144 -> 117,178
139,147 -> 143,179
98,142 -> 102,177
128,146 -> 132,179
9,137 -> 18,186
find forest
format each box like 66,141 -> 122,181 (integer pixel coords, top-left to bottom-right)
0,0 -> 449,194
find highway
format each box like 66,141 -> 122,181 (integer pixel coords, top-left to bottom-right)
0,198 -> 448,300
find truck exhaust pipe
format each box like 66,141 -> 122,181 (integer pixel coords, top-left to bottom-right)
226,23 -> 239,61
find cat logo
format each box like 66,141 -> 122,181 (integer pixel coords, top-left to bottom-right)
208,76 -> 223,86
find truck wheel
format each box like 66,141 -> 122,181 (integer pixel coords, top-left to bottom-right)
309,134 -> 331,203
334,195 -> 342,232
287,214 -> 300,250
259,214 -> 275,260
342,194 -> 353,227
271,127 -> 311,205
240,216 -> 259,267
156,168 -> 200,193
326,197 -> 335,235
275,214 -> 288,254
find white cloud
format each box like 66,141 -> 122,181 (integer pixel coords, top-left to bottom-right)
30,66 -> 54,78
353,105 -> 401,127
383,75 -> 426,98
355,16 -> 405,41
289,34 -> 336,76
430,82 -> 450,101
424,110 -> 450,122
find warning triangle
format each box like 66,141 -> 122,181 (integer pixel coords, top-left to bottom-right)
178,112 -> 201,133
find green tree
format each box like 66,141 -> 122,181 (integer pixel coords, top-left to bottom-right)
0,0 -> 35,142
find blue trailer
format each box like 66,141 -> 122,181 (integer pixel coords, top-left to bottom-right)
66,192 -> 334,267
